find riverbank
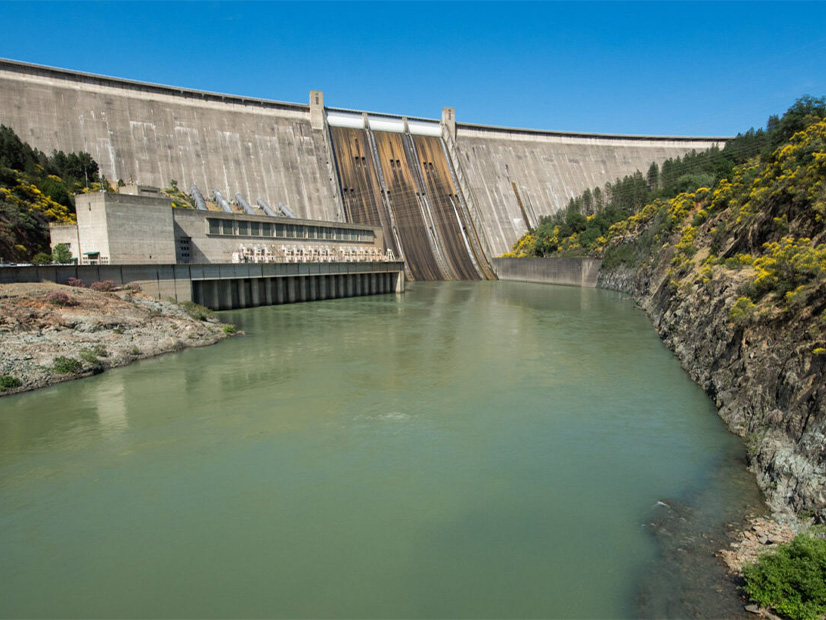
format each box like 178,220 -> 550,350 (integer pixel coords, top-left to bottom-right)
0,282 -> 236,396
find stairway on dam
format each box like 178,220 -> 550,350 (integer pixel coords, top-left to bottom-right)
0,58 -> 727,281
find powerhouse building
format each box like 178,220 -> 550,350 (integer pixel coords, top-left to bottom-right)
50,191 -> 387,266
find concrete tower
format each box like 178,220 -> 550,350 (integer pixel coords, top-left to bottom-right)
310,90 -> 325,130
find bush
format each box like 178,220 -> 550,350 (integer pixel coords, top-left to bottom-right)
223,323 -> 236,335
0,375 -> 22,391
179,301 -> 215,321
78,344 -> 108,365
78,349 -> 101,366
66,277 -> 85,288
130,346 -> 141,356
730,296 -> 757,324
89,280 -> 116,292
32,252 -> 52,265
52,356 -> 82,374
46,291 -> 72,306
743,533 -> 826,620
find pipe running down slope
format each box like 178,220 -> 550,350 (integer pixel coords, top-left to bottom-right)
329,126 -> 494,281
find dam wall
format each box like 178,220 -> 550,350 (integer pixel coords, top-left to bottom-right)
0,59 -> 342,223
0,58 -> 726,279
453,124 -> 726,257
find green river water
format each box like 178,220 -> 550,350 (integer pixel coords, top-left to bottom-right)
0,281 -> 764,618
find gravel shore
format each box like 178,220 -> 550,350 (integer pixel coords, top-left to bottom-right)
0,282 -> 235,396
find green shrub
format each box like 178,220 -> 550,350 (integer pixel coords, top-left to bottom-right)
78,350 -> 100,365
730,296 -> 757,324
130,346 -> 141,356
743,533 -> 826,620
223,324 -> 236,335
180,301 -> 215,321
602,243 -> 638,270
52,356 -> 82,374
32,252 -> 52,265
0,375 -> 22,391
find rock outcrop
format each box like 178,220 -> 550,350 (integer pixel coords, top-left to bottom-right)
0,282 -> 235,396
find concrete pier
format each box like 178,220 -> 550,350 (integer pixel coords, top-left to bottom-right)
0,262 -> 406,311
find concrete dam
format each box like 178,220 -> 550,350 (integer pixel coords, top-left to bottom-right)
0,58 -> 726,280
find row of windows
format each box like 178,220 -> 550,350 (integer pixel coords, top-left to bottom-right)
206,219 -> 374,243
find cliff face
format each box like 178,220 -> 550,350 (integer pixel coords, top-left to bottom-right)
598,252 -> 825,523
591,119 -> 826,523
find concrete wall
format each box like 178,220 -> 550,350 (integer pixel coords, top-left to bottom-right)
0,59 -> 341,222
74,193 -> 177,264
492,257 -> 603,288
0,261 -> 406,309
49,224 -> 80,259
454,124 -> 725,257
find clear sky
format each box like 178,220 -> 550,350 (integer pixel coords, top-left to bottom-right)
1,1 -> 825,137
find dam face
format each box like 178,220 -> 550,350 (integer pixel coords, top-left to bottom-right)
0,58 -> 725,279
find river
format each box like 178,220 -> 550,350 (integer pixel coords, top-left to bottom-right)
0,281 -> 764,618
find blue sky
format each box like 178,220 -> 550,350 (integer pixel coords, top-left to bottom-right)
2,1 -> 825,137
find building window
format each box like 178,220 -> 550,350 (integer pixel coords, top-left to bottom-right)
250,222 -> 260,236
262,223 -> 272,237
238,221 -> 248,236
221,220 -> 234,235
276,224 -> 285,238
177,237 -> 191,263
208,219 -> 220,235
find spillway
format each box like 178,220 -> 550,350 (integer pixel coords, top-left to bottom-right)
329,121 -> 494,281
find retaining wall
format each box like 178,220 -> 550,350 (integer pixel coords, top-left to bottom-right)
492,257 -> 602,287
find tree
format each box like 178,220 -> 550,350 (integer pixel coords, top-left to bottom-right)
647,162 -> 659,191
51,243 -> 72,264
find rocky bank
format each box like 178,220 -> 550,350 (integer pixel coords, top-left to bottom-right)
0,282 -> 235,396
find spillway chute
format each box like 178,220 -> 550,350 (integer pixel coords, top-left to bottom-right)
190,185 -> 208,211
256,198 -> 279,217
213,190 -> 233,213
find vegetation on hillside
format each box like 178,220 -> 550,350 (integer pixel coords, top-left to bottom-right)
0,124 -> 104,262
505,96 -> 826,260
